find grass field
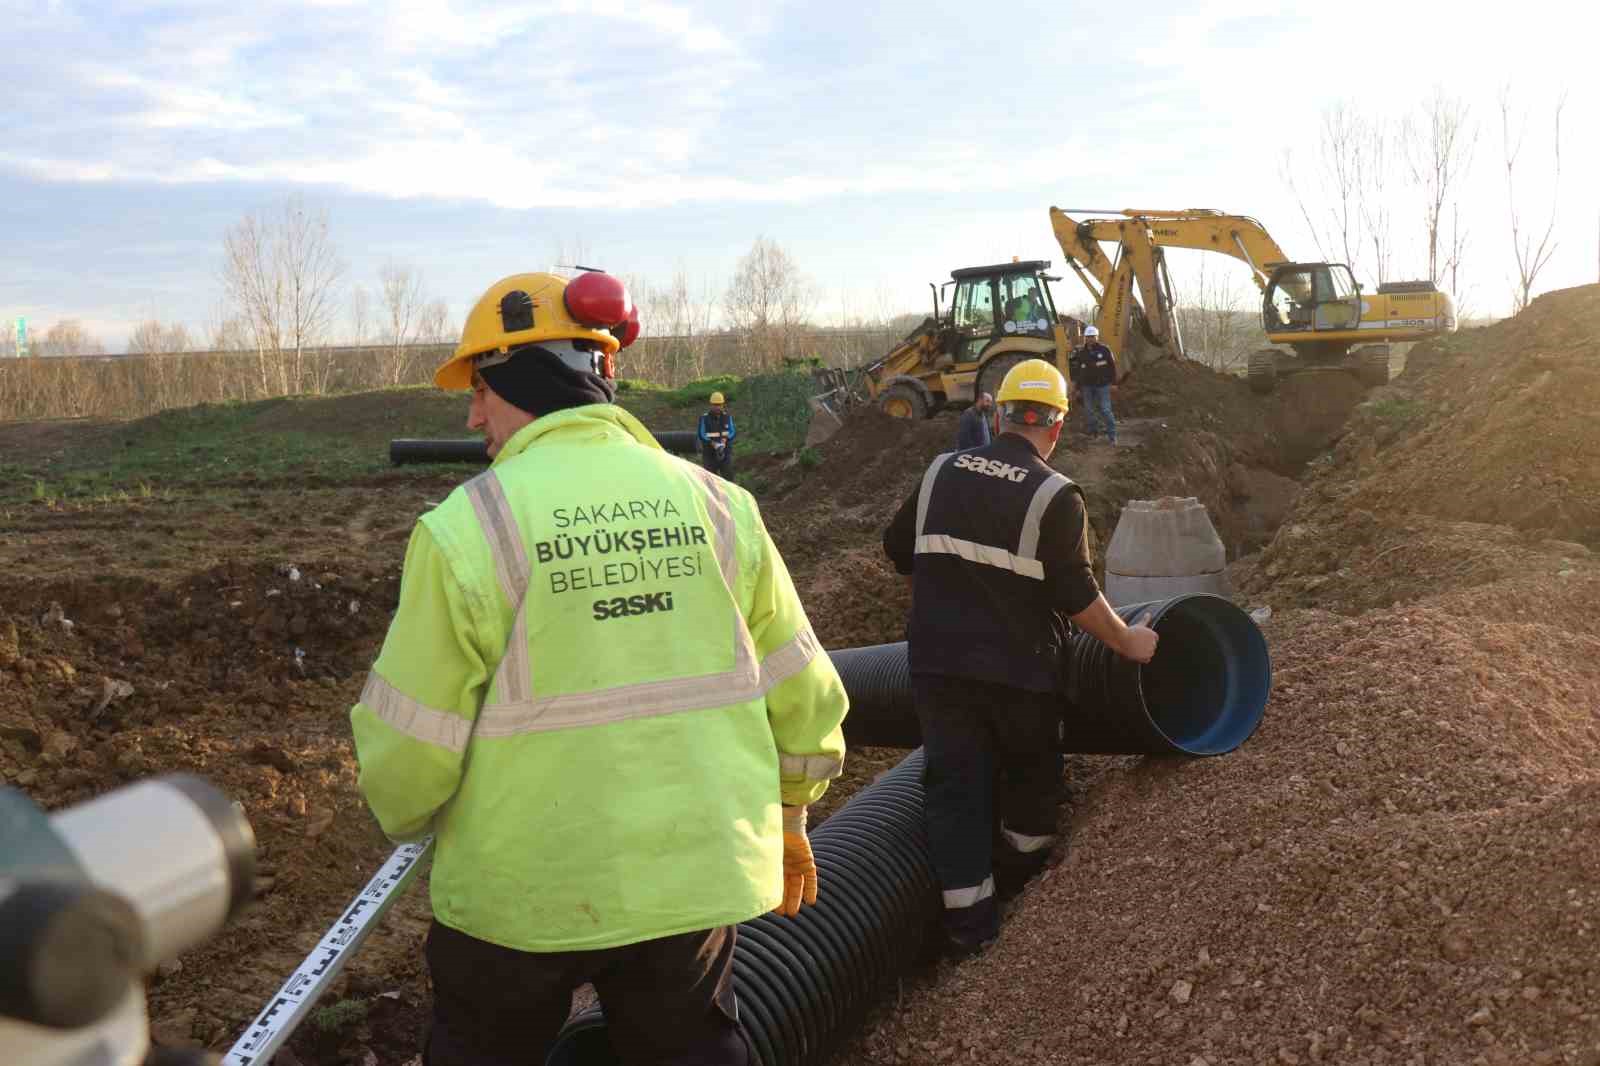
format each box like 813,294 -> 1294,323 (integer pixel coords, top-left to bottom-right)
0,370 -> 814,507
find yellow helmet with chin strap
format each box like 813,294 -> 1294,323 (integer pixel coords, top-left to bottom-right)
435,271 -> 637,391
709,391 -> 725,405
995,358 -> 1070,425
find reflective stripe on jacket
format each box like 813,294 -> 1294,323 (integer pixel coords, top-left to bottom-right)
882,433 -> 1097,693
350,404 -> 848,952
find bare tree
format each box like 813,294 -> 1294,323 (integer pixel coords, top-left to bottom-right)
1283,103 -> 1412,285
207,312 -> 252,352
378,260 -> 425,387
1174,259 -> 1260,373
349,284 -> 372,346
1402,88 -> 1476,287
221,210 -> 285,394
39,320 -> 100,357
1358,117 -> 1395,284
126,320 -> 192,355
635,268 -> 717,383
1500,85 -> 1566,313
219,195 -> 343,396
278,197 -> 344,390
724,237 -> 814,371
417,299 -> 455,344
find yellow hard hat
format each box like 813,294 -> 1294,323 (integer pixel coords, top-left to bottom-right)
435,272 -> 626,391
995,358 -> 1070,413
709,391 -> 725,405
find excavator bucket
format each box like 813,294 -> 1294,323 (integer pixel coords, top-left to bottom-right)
806,367 -> 859,445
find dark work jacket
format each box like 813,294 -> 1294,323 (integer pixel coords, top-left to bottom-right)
1076,343 -> 1117,387
956,405 -> 992,450
698,410 -> 735,446
882,433 -> 1100,693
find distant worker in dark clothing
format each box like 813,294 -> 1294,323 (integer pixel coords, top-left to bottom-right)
1074,325 -> 1118,444
698,390 -> 736,478
882,358 -> 1157,960
957,392 -> 993,449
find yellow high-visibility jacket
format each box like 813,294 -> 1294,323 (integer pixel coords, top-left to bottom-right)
350,404 -> 848,952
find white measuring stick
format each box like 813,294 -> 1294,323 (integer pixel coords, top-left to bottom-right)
221,838 -> 433,1066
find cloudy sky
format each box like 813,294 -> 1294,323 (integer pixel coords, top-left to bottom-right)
2,0 -> 1596,351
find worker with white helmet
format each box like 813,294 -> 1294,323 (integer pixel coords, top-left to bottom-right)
1072,325 -> 1119,443
698,389 -> 737,478
882,358 -> 1156,959
349,270 -> 848,1066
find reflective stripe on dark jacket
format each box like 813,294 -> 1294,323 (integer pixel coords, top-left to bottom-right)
698,410 -> 736,444
1077,343 -> 1117,387
882,433 -> 1099,693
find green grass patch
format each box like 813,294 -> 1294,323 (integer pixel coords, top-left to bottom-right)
1366,395 -> 1423,423
0,377 -> 811,504
0,387 -> 700,503
661,374 -> 742,408
310,998 -> 368,1034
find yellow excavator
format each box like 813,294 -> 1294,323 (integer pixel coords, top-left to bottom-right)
1048,207 -> 1459,392
849,259 -> 1082,418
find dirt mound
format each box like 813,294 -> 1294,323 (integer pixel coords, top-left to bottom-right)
1378,285 -> 1600,545
1245,284 -> 1600,612
0,560 -> 437,1060
762,408 -> 955,649
844,571 -> 1600,1065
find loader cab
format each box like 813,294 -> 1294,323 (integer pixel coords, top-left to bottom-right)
1262,263 -> 1363,335
948,261 -> 1060,363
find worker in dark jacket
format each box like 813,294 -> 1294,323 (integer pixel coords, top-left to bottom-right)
956,392 -> 993,450
698,391 -> 736,478
882,359 -> 1157,959
1075,325 -> 1118,443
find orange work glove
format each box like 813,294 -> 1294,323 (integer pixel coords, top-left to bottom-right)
773,805 -> 817,917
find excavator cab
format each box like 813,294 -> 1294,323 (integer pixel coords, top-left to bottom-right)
1262,263 -> 1362,334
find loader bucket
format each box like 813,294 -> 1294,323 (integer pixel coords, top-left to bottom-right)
805,367 -> 856,445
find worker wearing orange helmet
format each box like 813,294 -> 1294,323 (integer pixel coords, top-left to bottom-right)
882,359 -> 1156,959
350,270 -> 848,1066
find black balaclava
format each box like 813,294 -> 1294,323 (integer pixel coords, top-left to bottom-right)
477,344 -> 616,416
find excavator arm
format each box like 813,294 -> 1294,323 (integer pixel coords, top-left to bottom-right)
1048,207 -> 1185,371
1115,210 -> 1293,292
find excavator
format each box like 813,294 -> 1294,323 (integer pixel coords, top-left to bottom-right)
839,259 -> 1082,419
1047,207 -> 1459,392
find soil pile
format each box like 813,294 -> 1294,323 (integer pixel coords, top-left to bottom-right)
0,559 -> 435,1061
1244,284 -> 1600,613
845,570 -> 1600,1066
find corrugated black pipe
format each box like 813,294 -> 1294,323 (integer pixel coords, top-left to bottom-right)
826,643 -> 918,749
830,593 -> 1270,756
544,750 -> 939,1066
389,430 -> 701,465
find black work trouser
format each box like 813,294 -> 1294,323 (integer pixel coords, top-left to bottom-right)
912,674 -> 1064,948
424,920 -> 748,1066
700,444 -> 734,479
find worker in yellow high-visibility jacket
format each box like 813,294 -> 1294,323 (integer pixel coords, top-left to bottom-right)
349,271 -> 849,1066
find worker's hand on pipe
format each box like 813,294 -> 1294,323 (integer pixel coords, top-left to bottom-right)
1117,611 -> 1159,663
773,805 -> 818,917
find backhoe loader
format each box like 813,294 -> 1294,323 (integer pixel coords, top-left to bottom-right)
1048,207 -> 1458,392
848,260 -> 1081,420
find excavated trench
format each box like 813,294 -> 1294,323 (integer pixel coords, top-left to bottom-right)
0,357 -> 1384,1066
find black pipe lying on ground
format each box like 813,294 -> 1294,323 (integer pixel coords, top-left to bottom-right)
542,593 -> 1270,1065
834,593 -> 1270,755
545,750 -> 938,1066
389,430 -> 702,465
